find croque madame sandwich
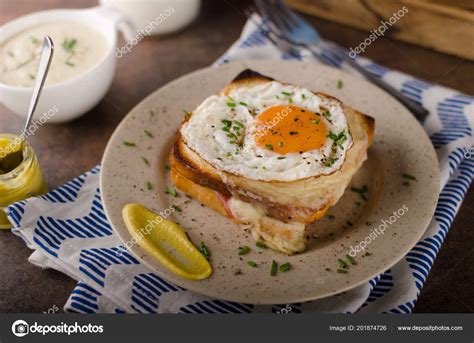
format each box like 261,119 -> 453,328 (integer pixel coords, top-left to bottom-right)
170,69 -> 374,255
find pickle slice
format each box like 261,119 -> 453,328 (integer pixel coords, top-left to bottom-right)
122,204 -> 212,280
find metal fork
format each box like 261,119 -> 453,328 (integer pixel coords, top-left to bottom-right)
255,0 -> 429,121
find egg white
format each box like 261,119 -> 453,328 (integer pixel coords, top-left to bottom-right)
180,81 -> 352,182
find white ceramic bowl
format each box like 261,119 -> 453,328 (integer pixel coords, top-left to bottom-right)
100,0 -> 201,35
0,7 -> 135,123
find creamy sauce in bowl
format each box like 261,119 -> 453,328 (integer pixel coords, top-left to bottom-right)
0,21 -> 109,87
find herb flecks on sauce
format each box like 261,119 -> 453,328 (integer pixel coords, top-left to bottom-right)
62,38 -> 78,67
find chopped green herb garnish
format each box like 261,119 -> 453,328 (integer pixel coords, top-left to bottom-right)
238,246 -> 251,255
265,144 -> 273,150
239,101 -> 248,106
144,129 -> 153,138
279,263 -> 291,272
323,111 -> 331,118
288,97 -> 293,103
30,36 -> 40,45
166,187 -> 178,197
402,173 -> 416,181
123,141 -> 136,147
337,80 -> 343,89
321,130 -> 347,163
302,94 -> 306,100
199,242 -> 210,260
327,131 -> 339,140
337,268 -> 348,274
337,258 -> 348,268
146,181 -> 153,190
351,185 -> 368,193
16,57 -> 34,70
221,119 -> 245,146
62,38 -> 77,52
281,91 -> 292,96
227,102 -> 236,107
171,205 -> 182,212
277,156 -> 286,160
256,242 -> 267,249
321,156 -> 339,167
351,185 -> 369,201
65,61 -> 75,67
165,163 -> 171,171
247,261 -> 257,267
270,260 -> 278,276
141,156 -> 150,166
346,255 -> 356,265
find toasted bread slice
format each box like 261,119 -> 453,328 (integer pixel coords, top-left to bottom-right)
170,166 -> 308,254
170,69 -> 375,254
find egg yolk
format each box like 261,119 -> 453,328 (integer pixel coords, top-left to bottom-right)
254,105 -> 327,154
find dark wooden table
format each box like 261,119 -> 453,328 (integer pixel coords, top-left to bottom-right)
1,0 -> 473,313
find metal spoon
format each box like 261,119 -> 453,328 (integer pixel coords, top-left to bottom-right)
22,36 -> 54,137
0,36 -> 54,173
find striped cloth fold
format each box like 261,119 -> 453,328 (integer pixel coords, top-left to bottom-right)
7,14 -> 473,314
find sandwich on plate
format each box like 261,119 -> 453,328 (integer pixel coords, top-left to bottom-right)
170,69 -> 375,255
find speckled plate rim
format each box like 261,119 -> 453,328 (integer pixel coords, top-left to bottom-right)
100,60 -> 440,305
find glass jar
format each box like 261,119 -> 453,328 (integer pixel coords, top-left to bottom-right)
0,134 -> 48,229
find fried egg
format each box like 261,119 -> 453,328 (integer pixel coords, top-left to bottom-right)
180,80 -> 353,182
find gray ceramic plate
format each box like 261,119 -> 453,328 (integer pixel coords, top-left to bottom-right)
101,60 -> 439,304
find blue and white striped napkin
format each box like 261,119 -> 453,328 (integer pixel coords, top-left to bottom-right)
8,14 -> 473,314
